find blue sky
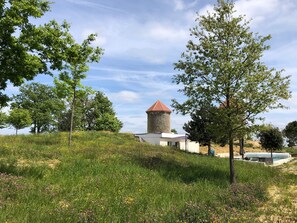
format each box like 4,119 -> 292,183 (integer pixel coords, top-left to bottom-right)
2,0 -> 297,134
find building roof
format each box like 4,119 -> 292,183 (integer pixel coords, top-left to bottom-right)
146,100 -> 172,113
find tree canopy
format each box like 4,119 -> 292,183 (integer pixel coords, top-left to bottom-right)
12,83 -> 64,133
283,121 -> 297,147
0,0 -> 73,106
258,127 -> 283,151
183,106 -> 226,154
172,0 -> 291,183
58,91 -> 123,133
8,108 -> 32,135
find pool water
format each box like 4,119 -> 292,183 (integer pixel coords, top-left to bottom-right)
244,152 -> 292,165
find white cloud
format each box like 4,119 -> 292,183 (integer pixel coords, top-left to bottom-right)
87,67 -> 178,99
119,115 -> 146,133
174,0 -> 185,11
109,91 -> 140,103
198,0 -> 297,32
197,3 -> 214,16
147,22 -> 188,42
172,0 -> 200,11
64,0 -> 126,13
63,10 -> 190,64
264,40 -> 297,68
234,0 -> 279,19
81,29 -> 107,46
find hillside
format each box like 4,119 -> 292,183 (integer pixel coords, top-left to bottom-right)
0,132 -> 296,222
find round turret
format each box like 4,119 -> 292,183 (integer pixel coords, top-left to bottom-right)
146,100 -> 171,133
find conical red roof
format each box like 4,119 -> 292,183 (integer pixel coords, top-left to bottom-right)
146,100 -> 171,113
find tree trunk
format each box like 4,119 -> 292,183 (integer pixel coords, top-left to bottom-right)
207,143 -> 211,156
16,128 -> 18,135
229,136 -> 236,184
239,137 -> 245,159
68,90 -> 76,147
33,121 -> 37,134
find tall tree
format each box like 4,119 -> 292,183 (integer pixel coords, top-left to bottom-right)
172,0 -> 290,184
283,121 -> 297,147
8,108 -> 32,135
0,0 -> 73,106
55,34 -> 103,147
12,83 -> 64,133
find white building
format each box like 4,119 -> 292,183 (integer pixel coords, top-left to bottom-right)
135,100 -> 199,153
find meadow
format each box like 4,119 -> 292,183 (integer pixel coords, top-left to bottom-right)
0,131 -> 296,222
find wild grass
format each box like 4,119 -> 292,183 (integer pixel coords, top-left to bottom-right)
283,147 -> 297,156
0,131 -> 295,222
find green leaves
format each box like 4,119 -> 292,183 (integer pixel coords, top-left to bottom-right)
8,108 -> 32,134
0,111 -> 8,129
12,83 -> 65,133
173,0 -> 291,133
173,0 -> 291,183
53,32 -> 103,146
283,121 -> 297,147
0,1 -> 76,106
258,127 -> 284,150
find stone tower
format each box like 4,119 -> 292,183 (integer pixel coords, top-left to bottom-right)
146,100 -> 171,133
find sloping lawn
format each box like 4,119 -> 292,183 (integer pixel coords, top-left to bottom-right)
0,132 -> 295,222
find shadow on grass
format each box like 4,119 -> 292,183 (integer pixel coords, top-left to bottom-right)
134,155 -> 229,186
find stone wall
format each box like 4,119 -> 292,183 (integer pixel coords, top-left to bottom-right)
147,111 -> 170,133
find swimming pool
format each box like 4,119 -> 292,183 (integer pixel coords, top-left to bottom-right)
244,152 -> 293,166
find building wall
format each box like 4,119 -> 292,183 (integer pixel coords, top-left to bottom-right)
137,134 -> 162,145
185,141 -> 200,153
136,133 -> 200,154
147,111 -> 170,133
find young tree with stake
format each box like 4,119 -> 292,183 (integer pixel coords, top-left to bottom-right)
55,34 -> 103,147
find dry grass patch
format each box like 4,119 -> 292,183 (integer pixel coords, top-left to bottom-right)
200,140 -> 262,154
17,158 -> 61,169
259,158 -> 297,222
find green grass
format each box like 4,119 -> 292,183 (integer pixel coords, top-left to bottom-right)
283,147 -> 297,156
0,131 -> 295,222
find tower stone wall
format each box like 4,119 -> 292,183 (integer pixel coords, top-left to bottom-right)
147,111 -> 171,133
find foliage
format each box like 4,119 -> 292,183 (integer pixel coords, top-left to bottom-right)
171,129 -> 178,134
184,106 -> 227,154
172,0 -> 291,183
54,33 -> 103,146
0,131 -> 294,222
258,127 -> 284,151
93,113 -> 123,132
7,108 -> 32,135
283,121 -> 297,147
58,91 -> 122,132
12,83 -> 64,133
83,91 -> 122,132
0,0 -> 73,106
0,111 -> 7,128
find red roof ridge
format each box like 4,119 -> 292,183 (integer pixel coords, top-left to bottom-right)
146,100 -> 171,113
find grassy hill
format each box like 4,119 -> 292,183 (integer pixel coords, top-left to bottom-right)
0,131 -> 296,222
